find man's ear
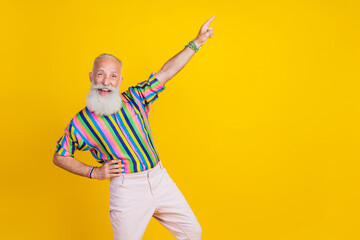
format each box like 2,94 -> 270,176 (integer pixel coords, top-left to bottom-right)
89,72 -> 92,82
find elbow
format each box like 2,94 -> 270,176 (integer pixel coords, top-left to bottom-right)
155,70 -> 172,86
53,152 -> 61,166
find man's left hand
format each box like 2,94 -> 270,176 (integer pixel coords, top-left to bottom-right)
194,16 -> 215,47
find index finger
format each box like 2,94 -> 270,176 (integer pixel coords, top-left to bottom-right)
204,16 -> 215,26
110,159 -> 123,164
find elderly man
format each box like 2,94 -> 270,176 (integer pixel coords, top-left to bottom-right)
53,16 -> 215,240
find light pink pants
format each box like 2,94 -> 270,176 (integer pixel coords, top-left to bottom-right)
109,161 -> 202,240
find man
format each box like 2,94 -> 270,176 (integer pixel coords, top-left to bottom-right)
53,16 -> 215,240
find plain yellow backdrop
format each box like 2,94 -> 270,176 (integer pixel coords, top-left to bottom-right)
1,0 -> 359,239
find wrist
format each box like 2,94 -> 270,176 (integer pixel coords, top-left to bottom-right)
185,39 -> 202,52
92,167 -> 99,179
194,39 -> 203,47
87,166 -> 96,179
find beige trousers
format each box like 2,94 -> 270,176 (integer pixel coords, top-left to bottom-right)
109,161 -> 202,240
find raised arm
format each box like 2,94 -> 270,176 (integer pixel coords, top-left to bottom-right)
155,16 -> 215,86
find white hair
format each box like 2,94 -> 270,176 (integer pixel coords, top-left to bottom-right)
86,53 -> 124,115
92,53 -> 123,75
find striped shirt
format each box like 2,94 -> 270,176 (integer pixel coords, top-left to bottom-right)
55,72 -> 165,173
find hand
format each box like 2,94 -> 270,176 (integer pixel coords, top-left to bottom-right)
92,160 -> 124,180
194,16 -> 215,47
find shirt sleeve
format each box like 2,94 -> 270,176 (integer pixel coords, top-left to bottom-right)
55,122 -> 89,157
123,72 -> 166,114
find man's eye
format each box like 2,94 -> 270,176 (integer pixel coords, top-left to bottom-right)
112,75 -> 117,78
98,73 -> 103,76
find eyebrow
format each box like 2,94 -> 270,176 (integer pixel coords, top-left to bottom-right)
97,68 -> 118,74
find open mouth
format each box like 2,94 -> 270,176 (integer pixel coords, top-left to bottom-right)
99,89 -> 112,96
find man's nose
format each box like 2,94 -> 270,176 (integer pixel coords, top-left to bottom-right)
103,76 -> 111,85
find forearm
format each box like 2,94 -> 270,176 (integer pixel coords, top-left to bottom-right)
159,40 -> 202,79
156,16 -> 214,85
53,152 -> 93,178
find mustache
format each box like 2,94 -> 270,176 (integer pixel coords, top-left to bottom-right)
91,83 -> 118,92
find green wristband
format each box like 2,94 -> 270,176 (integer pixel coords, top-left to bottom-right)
185,43 -> 197,52
185,39 -> 200,52
190,40 -> 201,51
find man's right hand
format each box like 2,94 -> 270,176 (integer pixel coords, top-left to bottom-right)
93,160 -> 124,180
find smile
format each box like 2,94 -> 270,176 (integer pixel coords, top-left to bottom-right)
99,89 -> 112,96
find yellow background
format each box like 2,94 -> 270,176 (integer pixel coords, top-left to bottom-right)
1,0 -> 359,239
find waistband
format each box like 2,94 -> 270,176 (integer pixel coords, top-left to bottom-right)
110,161 -> 163,181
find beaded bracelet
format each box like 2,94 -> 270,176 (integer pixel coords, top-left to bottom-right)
185,39 -> 201,52
87,166 -> 95,179
190,40 -> 201,50
188,43 -> 197,52
185,40 -> 200,51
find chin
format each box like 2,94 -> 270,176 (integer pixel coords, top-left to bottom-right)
86,89 -> 123,116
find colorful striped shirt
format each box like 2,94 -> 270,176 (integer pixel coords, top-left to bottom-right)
55,72 -> 166,173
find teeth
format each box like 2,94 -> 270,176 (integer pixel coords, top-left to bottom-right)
101,89 -> 110,91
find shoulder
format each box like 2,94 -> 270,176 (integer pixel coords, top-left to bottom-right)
73,107 -> 87,119
120,73 -> 165,93
69,107 -> 89,128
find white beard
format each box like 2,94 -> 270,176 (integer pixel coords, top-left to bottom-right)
85,82 -> 123,116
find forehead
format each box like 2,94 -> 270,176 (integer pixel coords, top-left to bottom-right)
94,57 -> 121,73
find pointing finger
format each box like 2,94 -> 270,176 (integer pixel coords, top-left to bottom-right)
203,16 -> 215,27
